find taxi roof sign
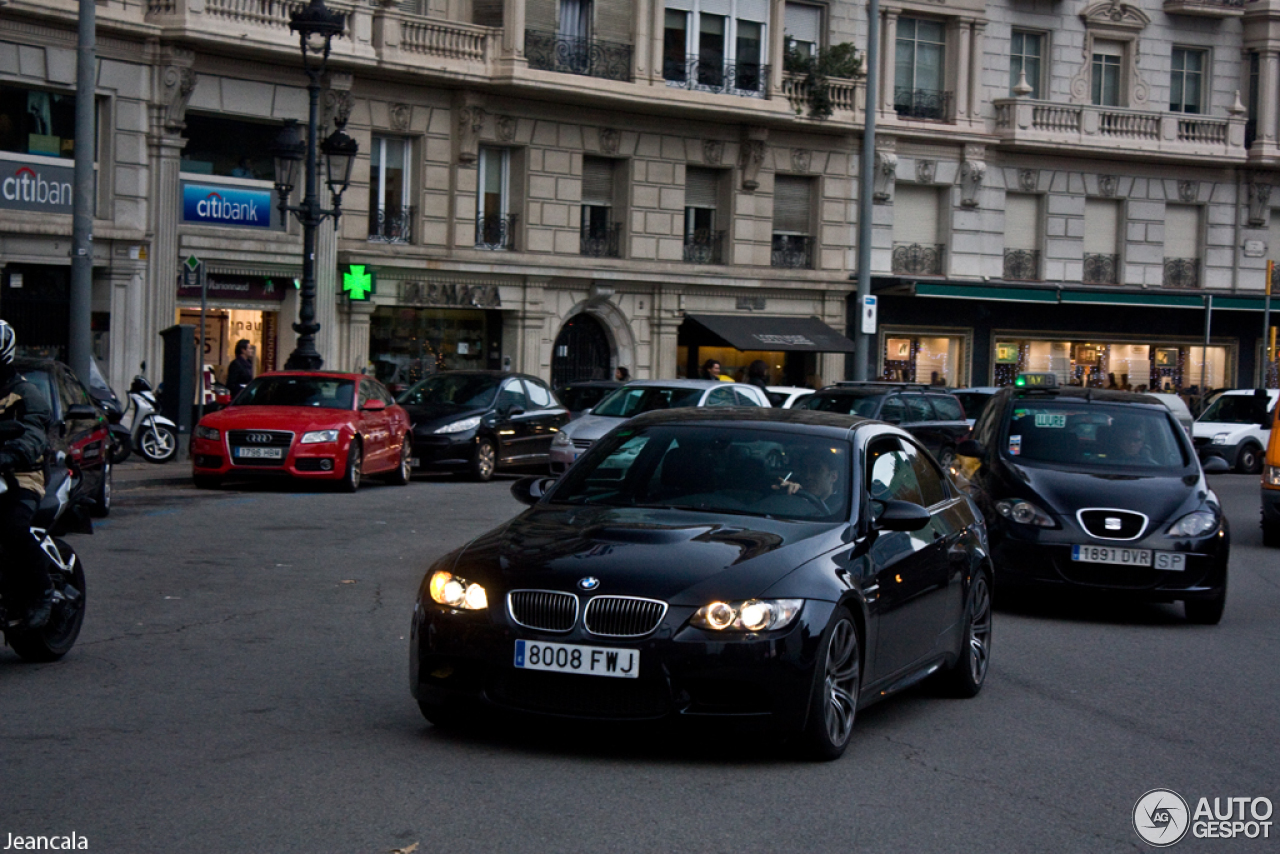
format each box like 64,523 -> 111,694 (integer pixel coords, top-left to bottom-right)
1015,372 -> 1059,389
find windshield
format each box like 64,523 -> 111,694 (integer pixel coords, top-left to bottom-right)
591,386 -> 704,418
551,425 -> 851,521
1198,393 -> 1271,424
1003,400 -> 1189,470
398,374 -> 500,408
236,376 -> 355,409
795,393 -> 881,418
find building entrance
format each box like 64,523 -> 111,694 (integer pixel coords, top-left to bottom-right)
551,313 -> 612,387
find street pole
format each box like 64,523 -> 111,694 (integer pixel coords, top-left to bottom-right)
197,262 -> 207,428
852,0 -> 880,382
284,69 -> 324,371
1265,260 -> 1274,388
68,0 -> 95,385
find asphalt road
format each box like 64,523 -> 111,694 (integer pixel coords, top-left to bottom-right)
1,467 -> 1276,853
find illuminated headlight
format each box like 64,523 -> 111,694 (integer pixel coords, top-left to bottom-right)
1166,509 -> 1219,538
552,431 -> 573,448
690,599 -> 803,632
1266,465 -> 1280,487
995,499 -> 1056,528
427,570 -> 488,610
194,425 -> 220,441
435,416 -> 482,435
301,429 -> 340,444
1211,433 -> 1232,445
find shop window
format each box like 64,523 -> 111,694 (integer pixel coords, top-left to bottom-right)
1170,48 -> 1206,115
581,156 -> 621,258
881,333 -> 965,386
181,114 -> 280,180
772,175 -> 814,269
369,136 -> 413,244
1163,204 -> 1200,289
892,185 -> 945,276
1003,193 -> 1041,281
370,305 -> 492,391
1010,31 -> 1044,99
476,146 -> 516,250
663,0 -> 770,97
992,338 -> 1229,392
784,2 -> 822,57
1083,198 -> 1120,285
895,18 -> 948,120
0,84 -> 80,159
684,167 -> 724,264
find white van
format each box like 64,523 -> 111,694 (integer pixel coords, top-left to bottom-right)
1192,388 -> 1278,473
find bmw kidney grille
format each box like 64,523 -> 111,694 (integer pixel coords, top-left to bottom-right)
507,590 -> 578,632
583,596 -> 668,638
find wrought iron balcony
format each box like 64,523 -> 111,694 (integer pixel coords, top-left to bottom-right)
368,206 -> 414,244
891,243 -> 945,276
1164,257 -> 1201,289
476,213 -> 518,250
664,56 -> 769,99
893,88 -> 951,121
1083,253 -> 1120,285
684,229 -> 725,264
580,222 -> 622,258
1003,248 -> 1040,281
525,30 -> 633,82
772,234 -> 814,269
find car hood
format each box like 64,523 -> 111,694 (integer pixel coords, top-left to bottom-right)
1192,421 -> 1260,438
202,405 -> 354,431
1010,462 -> 1205,523
563,412 -> 626,442
449,505 -> 847,605
402,403 -> 488,430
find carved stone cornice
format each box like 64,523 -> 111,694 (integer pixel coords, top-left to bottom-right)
159,48 -> 198,132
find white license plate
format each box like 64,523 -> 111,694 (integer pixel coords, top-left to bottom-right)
235,447 -> 283,459
1071,545 -> 1186,571
513,640 -> 639,679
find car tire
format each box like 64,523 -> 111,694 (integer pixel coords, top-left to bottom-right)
798,606 -> 860,761
417,698 -> 468,728
108,434 -> 131,465
1236,443 -> 1263,475
936,446 -> 956,470
938,569 -> 992,698
386,436 -> 411,486
1185,585 -> 1227,625
90,460 -> 111,518
8,539 -> 86,662
1264,521 -> 1280,548
341,440 -> 363,493
471,438 -> 496,482
193,474 -> 222,490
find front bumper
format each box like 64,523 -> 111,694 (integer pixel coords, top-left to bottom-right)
411,430 -> 480,471
191,436 -> 345,480
1194,437 -> 1244,466
410,597 -> 834,728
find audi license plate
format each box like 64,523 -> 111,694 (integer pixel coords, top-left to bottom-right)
514,640 -> 639,679
235,447 -> 283,459
1071,545 -> 1186,571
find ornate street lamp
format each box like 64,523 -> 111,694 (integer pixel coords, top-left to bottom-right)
272,0 -> 357,370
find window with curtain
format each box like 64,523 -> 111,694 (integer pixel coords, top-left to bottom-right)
1091,40 -> 1123,107
1170,48 -> 1205,114
663,0 -> 770,94
684,167 -> 723,262
581,156 -> 619,256
368,136 -> 411,243
477,146 -> 513,249
1010,31 -> 1043,98
895,18 -> 947,119
559,0 -> 591,40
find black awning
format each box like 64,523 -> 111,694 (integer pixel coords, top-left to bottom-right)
682,314 -> 857,353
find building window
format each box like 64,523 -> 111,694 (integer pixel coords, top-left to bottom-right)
476,146 -> 515,250
1083,198 -> 1120,285
784,2 -> 821,58
181,114 -> 280,179
0,84 -> 80,159
895,18 -> 948,120
1003,193 -> 1040,281
1170,48 -> 1206,114
663,0 -> 769,97
892,184 -> 945,275
1163,204 -> 1200,289
684,166 -> 724,264
772,175 -> 813,268
1010,31 -> 1043,99
1091,40 -> 1123,107
581,156 -> 621,257
992,338 -> 1228,392
368,137 -> 412,244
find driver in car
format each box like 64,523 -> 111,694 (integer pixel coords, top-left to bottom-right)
1108,421 -> 1158,465
773,451 -> 839,511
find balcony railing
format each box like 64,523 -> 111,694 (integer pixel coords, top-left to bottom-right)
1162,0 -> 1245,16
580,223 -> 622,258
772,234 -> 814,269
1083,253 -> 1120,285
1164,257 -> 1201,288
368,206 -> 414,244
476,213 -> 518,250
894,88 -> 951,121
1003,248 -> 1040,281
525,30 -> 632,82
664,56 -> 769,98
683,229 -> 725,264
782,72 -> 860,117
891,243 -> 945,276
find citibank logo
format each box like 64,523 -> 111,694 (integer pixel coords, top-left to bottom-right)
182,182 -> 273,229
1,165 -> 73,208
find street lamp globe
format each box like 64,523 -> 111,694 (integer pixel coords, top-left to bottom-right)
321,127 -> 358,204
289,0 -> 346,72
270,120 -> 305,198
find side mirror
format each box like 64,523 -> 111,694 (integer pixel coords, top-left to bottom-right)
872,499 -> 932,532
956,438 -> 986,460
66,403 -> 98,420
511,475 -> 557,506
506,407 -> 525,418
360,399 -> 387,412
1201,456 -> 1231,474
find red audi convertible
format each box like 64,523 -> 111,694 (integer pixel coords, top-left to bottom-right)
191,371 -> 412,491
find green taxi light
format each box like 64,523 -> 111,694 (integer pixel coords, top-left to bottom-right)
1015,372 -> 1058,389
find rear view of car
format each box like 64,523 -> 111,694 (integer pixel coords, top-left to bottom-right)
796,384 -> 969,467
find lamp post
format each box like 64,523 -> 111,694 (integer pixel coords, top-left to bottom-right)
272,0 -> 358,371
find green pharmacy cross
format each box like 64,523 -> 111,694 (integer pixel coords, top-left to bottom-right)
343,264 -> 375,300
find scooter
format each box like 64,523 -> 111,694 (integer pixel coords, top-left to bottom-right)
126,370 -> 179,464
0,421 -> 88,662
87,360 -> 133,464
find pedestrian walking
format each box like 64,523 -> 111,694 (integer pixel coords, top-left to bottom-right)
226,339 -> 255,398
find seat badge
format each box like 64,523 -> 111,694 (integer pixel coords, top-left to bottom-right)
578,577 -> 600,591
1105,517 -> 1122,531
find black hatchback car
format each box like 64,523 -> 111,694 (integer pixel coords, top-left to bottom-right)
956,376 -> 1229,624
398,371 -> 569,481
411,408 -> 993,760
795,383 -> 970,467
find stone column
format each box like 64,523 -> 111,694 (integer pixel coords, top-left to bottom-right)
880,11 -> 898,119
651,286 -> 684,379
107,257 -> 147,397
633,0 -> 653,83
954,20 -> 972,122
1260,50 -> 1280,149
769,0 -> 786,97
969,22 -> 986,129
501,0 -> 527,60
517,277 -> 549,375
651,0 -> 667,87
341,299 -> 377,373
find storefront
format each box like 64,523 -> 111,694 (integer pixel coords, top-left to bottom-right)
177,272 -> 288,382
677,314 -> 856,386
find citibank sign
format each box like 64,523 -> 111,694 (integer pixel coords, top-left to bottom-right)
0,160 -> 75,213
181,181 -> 277,229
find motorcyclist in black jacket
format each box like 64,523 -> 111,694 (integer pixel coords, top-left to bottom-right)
0,319 -> 56,629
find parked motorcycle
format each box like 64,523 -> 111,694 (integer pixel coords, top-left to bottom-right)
0,421 -> 88,662
87,360 -> 133,465
126,369 -> 179,464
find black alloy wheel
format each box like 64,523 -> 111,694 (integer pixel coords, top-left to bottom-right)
940,570 -> 992,697
386,436 -> 411,486
1236,444 -> 1263,475
342,440 -> 363,493
90,460 -> 111,518
800,607 -> 860,761
8,539 -> 86,662
936,446 -> 956,470
471,438 -> 497,482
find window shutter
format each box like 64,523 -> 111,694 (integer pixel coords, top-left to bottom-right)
773,175 -> 812,234
1084,199 -> 1119,253
1004,193 -> 1039,250
893,184 -> 940,244
686,167 -> 720,209
582,158 -> 614,206
736,0 -> 769,22
1164,204 -> 1199,253
784,2 -> 821,45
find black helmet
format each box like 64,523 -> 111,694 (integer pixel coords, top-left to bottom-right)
0,319 -> 15,366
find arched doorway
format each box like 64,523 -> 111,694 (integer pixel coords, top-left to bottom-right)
551,313 -> 612,388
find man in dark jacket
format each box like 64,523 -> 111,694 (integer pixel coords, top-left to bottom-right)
226,339 -> 255,398
0,319 -> 55,629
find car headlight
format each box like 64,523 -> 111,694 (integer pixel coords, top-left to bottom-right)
690,599 -> 803,632
552,431 -> 572,447
301,429 -> 340,444
435,416 -> 482,435
994,499 -> 1056,528
1166,509 -> 1219,538
427,570 -> 488,610
1211,433 -> 1232,445
1266,465 -> 1280,487
194,425 -> 220,441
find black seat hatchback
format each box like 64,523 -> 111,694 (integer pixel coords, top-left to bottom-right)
795,383 -> 970,467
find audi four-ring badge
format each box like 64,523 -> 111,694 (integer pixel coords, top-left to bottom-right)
411,407 -> 995,761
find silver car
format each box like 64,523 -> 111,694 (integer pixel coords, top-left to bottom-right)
549,379 -> 771,473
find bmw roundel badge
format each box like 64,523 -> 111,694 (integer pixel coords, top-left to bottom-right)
578,577 -> 600,591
